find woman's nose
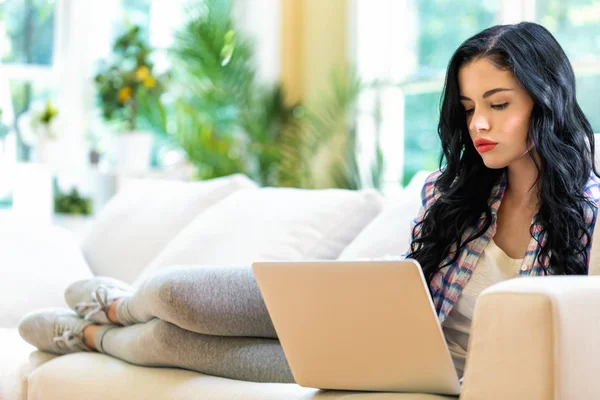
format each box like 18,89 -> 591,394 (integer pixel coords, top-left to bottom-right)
469,110 -> 490,132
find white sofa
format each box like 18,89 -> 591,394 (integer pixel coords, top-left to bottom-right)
2,172 -> 600,400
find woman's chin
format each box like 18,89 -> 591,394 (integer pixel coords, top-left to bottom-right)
480,156 -> 507,170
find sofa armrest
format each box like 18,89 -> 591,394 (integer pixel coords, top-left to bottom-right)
0,223 -> 93,328
460,276 -> 600,400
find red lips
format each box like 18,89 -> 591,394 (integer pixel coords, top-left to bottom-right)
474,138 -> 497,153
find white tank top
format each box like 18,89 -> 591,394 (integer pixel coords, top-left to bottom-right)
442,239 -> 524,377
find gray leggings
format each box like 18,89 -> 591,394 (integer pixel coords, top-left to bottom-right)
93,265 -> 294,383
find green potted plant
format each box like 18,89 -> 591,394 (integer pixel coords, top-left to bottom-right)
169,0 -> 307,186
168,0 -> 375,189
94,25 -> 165,171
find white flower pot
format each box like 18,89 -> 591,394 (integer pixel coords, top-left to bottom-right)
31,125 -> 56,164
110,131 -> 153,172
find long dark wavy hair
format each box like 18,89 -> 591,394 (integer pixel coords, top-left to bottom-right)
407,22 -> 598,286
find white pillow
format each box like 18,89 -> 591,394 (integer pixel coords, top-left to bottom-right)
337,193 -> 422,260
337,171 -> 430,260
82,174 -> 257,283
0,224 -> 93,328
134,187 -> 384,285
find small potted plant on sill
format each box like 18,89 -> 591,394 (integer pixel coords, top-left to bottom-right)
30,100 -> 59,164
53,186 -> 94,238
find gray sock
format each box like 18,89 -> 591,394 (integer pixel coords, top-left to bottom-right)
115,297 -> 137,326
93,325 -> 118,353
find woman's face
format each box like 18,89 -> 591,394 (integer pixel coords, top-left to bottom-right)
458,57 -> 535,169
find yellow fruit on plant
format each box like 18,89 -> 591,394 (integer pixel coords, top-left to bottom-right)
136,66 -> 150,81
117,87 -> 133,102
143,76 -> 156,88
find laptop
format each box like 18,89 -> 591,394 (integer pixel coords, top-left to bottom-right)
251,260 -> 461,396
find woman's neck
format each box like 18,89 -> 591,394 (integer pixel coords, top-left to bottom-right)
505,153 -> 540,209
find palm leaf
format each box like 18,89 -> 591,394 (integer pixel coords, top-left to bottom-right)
298,69 -> 362,189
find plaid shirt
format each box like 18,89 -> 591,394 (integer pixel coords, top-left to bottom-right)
409,169 -> 600,324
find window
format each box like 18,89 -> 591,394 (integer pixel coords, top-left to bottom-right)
0,0 -> 188,203
0,0 -> 57,202
0,0 -> 55,65
536,0 -> 600,132
353,0 -> 600,191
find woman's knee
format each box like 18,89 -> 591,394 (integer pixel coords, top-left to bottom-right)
148,270 -> 197,318
140,265 -> 268,335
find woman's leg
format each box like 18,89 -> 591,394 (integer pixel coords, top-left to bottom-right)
116,265 -> 277,338
94,318 -> 294,383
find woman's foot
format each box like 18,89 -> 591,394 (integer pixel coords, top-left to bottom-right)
18,308 -> 97,355
82,324 -> 105,351
65,277 -> 133,324
107,298 -> 124,324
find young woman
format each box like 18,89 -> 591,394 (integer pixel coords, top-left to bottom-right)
406,21 -> 600,376
19,21 -> 600,383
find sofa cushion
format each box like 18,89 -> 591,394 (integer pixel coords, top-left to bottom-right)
134,188 -> 384,285
337,172 -> 428,260
26,352 -> 456,400
0,224 -> 93,328
0,328 -> 57,400
337,192 -> 421,260
81,174 -> 257,284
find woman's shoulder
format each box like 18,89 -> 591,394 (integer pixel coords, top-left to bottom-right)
583,172 -> 600,207
581,173 -> 600,227
423,169 -> 443,186
420,169 -> 444,208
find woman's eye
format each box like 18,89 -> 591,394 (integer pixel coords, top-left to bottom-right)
464,109 -> 474,115
491,102 -> 509,110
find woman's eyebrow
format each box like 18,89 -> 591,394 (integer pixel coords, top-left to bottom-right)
460,88 -> 514,101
